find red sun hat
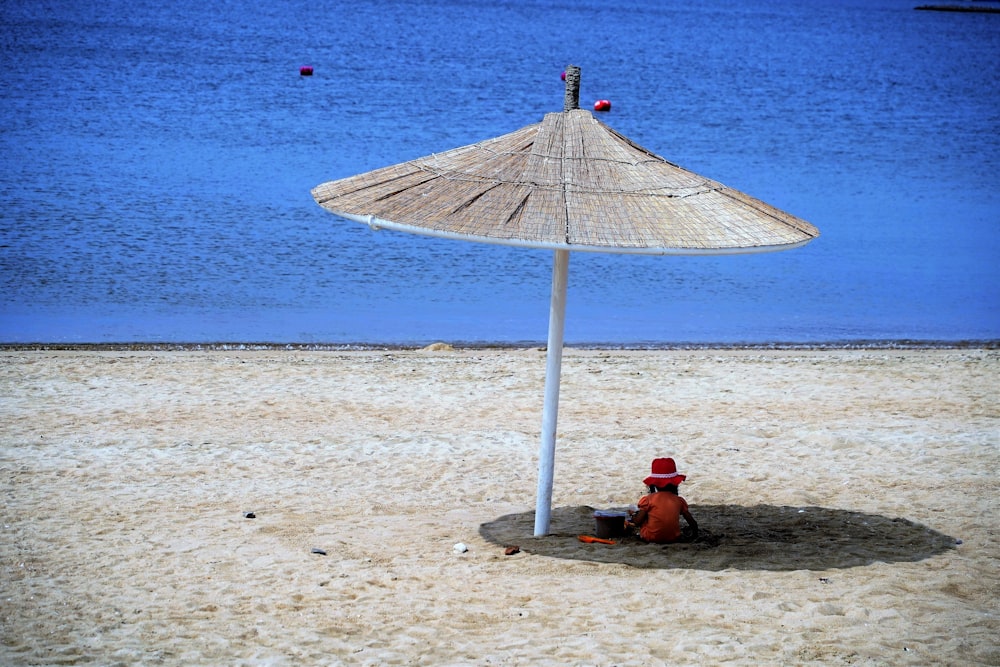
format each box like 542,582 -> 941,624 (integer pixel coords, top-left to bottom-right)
643,457 -> 687,487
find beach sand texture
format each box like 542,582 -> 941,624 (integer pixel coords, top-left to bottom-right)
1,349 -> 997,665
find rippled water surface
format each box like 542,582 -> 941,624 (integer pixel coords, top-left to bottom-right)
2,0 -> 998,344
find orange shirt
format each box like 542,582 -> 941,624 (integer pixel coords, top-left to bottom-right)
637,491 -> 689,543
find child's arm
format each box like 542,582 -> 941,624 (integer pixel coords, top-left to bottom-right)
628,508 -> 648,528
682,508 -> 698,537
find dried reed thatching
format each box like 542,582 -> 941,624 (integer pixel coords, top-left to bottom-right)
312,73 -> 818,254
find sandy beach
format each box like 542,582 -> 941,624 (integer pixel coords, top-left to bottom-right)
1,348 -> 997,665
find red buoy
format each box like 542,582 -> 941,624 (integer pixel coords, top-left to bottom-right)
300,66 -> 314,76
593,99 -> 611,112
561,70 -> 566,81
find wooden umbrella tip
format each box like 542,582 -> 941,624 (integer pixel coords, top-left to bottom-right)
563,65 -> 581,112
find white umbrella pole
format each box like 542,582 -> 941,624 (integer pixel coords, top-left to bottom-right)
534,248 -> 570,536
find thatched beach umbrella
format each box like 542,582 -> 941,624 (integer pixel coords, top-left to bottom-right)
312,66 -> 819,536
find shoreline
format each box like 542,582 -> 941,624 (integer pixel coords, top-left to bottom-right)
2,338 -> 998,352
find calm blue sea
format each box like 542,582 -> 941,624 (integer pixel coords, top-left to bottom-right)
2,0 -> 998,345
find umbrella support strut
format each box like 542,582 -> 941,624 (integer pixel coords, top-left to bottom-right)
534,249 -> 570,536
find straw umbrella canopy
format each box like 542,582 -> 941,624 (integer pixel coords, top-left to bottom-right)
312,66 -> 819,536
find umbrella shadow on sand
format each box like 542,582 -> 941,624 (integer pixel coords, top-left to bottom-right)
479,504 -> 958,571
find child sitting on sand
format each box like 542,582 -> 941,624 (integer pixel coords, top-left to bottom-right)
628,457 -> 699,543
